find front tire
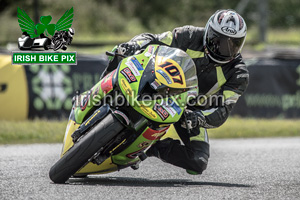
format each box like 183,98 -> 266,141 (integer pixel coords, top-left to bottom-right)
49,113 -> 124,183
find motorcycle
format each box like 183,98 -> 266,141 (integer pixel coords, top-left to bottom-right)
49,45 -> 199,183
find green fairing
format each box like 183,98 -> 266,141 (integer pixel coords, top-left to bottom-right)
74,45 -> 194,124
117,45 -> 188,123
74,73 -> 114,123
112,126 -> 164,165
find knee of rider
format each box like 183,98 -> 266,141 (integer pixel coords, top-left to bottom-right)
192,151 -> 209,172
190,141 -> 210,157
189,141 -> 210,172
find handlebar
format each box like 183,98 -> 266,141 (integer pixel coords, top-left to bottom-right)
105,51 -> 127,58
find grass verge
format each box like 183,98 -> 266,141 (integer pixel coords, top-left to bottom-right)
209,117 -> 300,138
0,118 -> 299,144
0,119 -> 67,144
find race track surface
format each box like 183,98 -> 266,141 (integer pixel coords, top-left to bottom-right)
0,137 -> 299,199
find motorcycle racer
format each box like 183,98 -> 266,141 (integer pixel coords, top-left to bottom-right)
51,28 -> 75,50
103,9 -> 249,175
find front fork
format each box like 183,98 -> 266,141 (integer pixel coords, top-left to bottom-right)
71,103 -> 136,143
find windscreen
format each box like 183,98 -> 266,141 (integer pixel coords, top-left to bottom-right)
137,45 -> 198,99
155,46 -> 198,89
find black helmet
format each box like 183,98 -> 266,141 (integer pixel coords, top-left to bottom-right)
203,9 -> 247,64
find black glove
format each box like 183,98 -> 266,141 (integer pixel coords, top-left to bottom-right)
181,109 -> 207,130
118,42 -> 140,56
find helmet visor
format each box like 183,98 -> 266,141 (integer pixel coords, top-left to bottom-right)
206,26 -> 245,62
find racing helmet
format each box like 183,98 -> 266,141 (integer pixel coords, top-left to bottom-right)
68,28 -> 75,37
203,9 -> 247,64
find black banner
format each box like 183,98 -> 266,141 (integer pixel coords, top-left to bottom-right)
22,55 -> 300,119
25,55 -> 108,119
232,58 -> 300,118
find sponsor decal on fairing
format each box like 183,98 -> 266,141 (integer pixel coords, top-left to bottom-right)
120,67 -> 137,83
153,103 -> 169,121
131,57 -> 144,71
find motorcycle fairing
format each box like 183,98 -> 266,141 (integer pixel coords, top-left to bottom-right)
111,126 -> 170,166
74,69 -> 117,124
117,45 -> 192,124
73,126 -> 170,175
59,45 -> 199,176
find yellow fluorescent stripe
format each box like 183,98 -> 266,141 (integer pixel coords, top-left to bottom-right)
202,108 -> 217,116
223,90 -> 237,100
161,125 -> 181,140
216,66 -> 226,87
186,49 -> 204,59
223,90 -> 240,104
190,133 -> 205,142
204,67 -> 226,96
136,40 -> 143,46
196,67 -> 226,106
190,128 -> 208,142
159,31 -> 173,46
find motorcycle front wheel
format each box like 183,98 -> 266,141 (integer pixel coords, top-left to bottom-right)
49,113 -> 124,183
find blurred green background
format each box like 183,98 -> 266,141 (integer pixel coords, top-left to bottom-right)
1,0 -> 300,54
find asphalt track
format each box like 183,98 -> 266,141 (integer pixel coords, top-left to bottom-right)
0,137 -> 299,200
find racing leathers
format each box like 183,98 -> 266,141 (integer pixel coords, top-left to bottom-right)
104,25 -> 249,174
